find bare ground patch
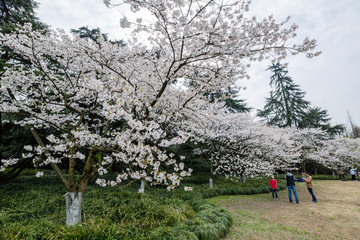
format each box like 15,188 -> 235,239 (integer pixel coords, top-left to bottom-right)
208,180 -> 360,240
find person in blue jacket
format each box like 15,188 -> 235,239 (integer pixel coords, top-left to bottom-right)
285,170 -> 299,204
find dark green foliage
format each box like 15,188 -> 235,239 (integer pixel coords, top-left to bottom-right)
2,114 -> 35,159
311,174 -> 351,180
0,0 -> 48,33
71,26 -> 125,46
166,142 -> 209,174
257,62 -> 310,128
224,98 -> 251,113
303,159 -> 334,175
0,0 -> 48,72
222,87 -> 251,113
0,113 -> 59,180
112,141 -> 211,186
186,198 -> 232,240
205,86 -> 251,113
258,63 -> 344,139
181,173 -> 218,184
299,106 -> 345,136
195,178 -> 286,199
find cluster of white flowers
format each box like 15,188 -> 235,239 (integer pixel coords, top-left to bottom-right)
95,179 -> 107,187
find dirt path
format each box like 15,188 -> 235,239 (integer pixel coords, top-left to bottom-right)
208,180 -> 360,240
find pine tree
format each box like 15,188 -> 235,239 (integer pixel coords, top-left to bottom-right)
206,86 -> 251,113
258,63 -> 345,137
71,26 -> 125,46
224,88 -> 252,113
257,62 -> 310,128
299,106 -> 345,136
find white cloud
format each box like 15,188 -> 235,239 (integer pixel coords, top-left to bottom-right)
240,0 -> 360,126
36,0 -> 127,40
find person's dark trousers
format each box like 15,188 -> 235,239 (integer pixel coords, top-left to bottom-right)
287,186 -> 299,203
339,174 -> 345,180
352,175 -> 356,180
271,188 -> 278,199
307,188 -> 317,202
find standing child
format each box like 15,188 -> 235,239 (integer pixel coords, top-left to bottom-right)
270,175 -> 278,200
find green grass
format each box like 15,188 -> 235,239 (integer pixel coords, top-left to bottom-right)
0,176 -> 194,239
0,174 -> 284,239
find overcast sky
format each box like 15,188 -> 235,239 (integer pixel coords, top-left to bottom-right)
35,0 -> 360,127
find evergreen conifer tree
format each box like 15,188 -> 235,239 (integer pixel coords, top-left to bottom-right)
258,63 -> 345,137
207,86 -> 251,113
257,62 -> 310,128
71,26 -> 125,46
299,106 -> 345,136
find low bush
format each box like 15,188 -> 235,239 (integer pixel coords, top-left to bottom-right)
312,174 -> 352,180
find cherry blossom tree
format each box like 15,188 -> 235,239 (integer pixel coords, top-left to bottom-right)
319,138 -> 360,171
187,107 -> 299,186
1,0 -> 319,226
208,119 -> 292,183
290,127 -> 329,174
0,25 -> 192,226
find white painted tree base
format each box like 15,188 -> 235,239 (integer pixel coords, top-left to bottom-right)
139,180 -> 145,193
65,192 -> 83,227
242,176 -> 246,183
209,178 -> 213,188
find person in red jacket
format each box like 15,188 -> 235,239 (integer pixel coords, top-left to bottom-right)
270,175 -> 278,200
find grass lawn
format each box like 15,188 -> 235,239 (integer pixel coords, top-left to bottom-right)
208,180 -> 360,240
0,174 -> 238,240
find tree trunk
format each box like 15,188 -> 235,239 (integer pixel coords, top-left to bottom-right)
301,160 -> 306,173
65,192 -> 83,227
209,161 -> 214,188
209,178 -> 213,189
242,175 -> 246,183
139,180 -> 145,193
